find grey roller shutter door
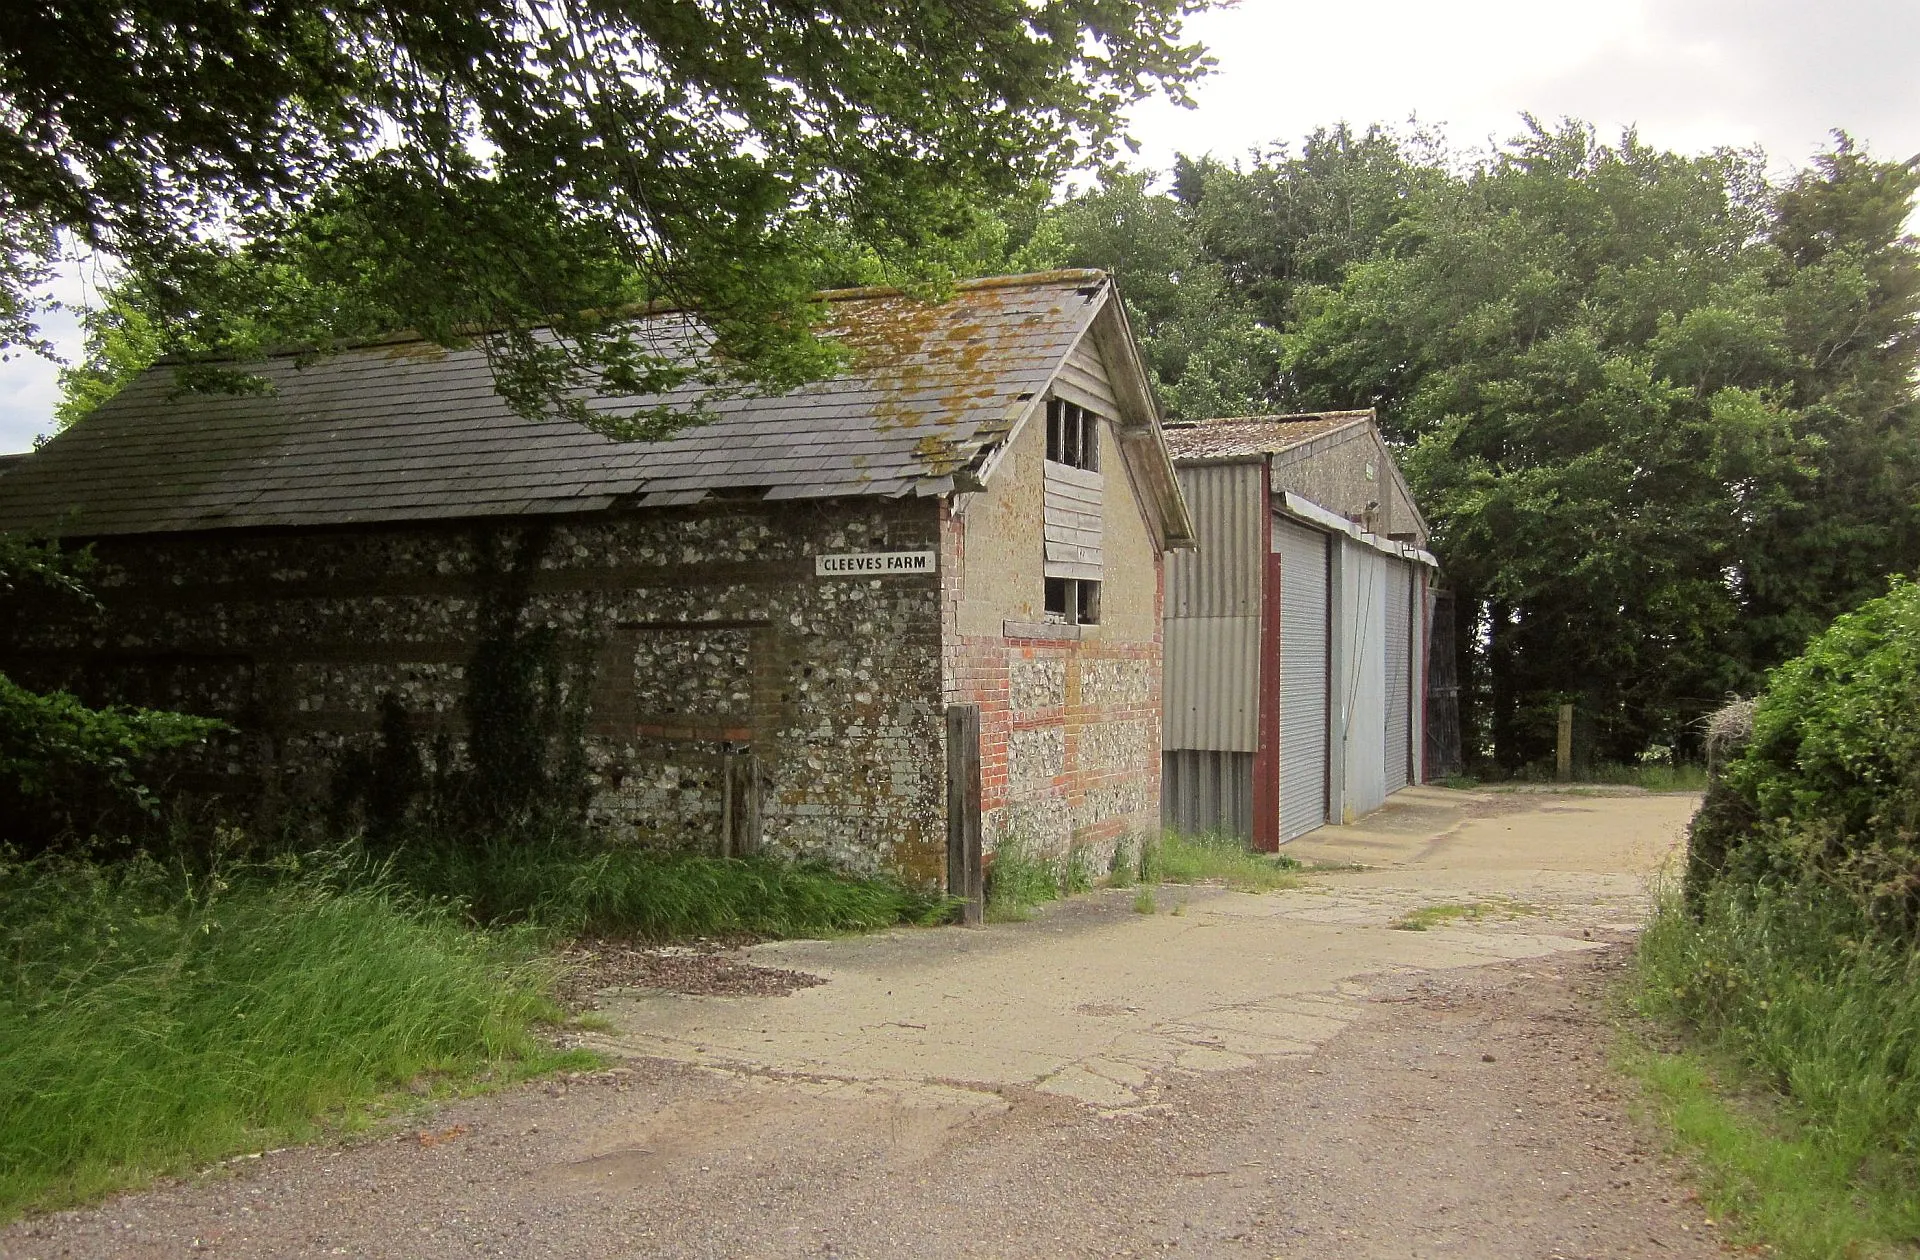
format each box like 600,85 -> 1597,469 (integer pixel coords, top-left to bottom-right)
1275,520 -> 1330,840
1384,560 -> 1412,793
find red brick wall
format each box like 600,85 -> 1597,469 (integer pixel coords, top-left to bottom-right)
940,496 -> 1164,869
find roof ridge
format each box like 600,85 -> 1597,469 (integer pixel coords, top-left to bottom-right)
1164,409 -> 1374,429
813,269 -> 1108,303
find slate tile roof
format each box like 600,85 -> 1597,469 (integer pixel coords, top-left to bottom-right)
1162,411 -> 1373,460
0,271 -> 1113,538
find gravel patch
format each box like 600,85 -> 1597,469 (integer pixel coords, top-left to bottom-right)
556,939 -> 827,1006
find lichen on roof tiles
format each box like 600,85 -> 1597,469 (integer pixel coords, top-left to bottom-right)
1163,411 -> 1374,460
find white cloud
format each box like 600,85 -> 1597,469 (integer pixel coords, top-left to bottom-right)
0,251 -> 99,454
0,307 -> 78,456
1128,0 -> 1920,174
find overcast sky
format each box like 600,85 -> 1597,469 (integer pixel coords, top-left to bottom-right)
3,0 -> 1916,454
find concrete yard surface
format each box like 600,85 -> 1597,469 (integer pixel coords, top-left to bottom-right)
3,787 -> 1721,1259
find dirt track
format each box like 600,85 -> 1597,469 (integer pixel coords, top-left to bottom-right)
4,787 -> 1724,1259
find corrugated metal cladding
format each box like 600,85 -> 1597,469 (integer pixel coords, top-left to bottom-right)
1163,618 -> 1260,751
1162,750 -> 1254,838
1163,460 -> 1264,753
1383,558 -> 1413,793
1275,518 -> 1331,841
1165,462 -> 1264,618
1336,538 -> 1390,818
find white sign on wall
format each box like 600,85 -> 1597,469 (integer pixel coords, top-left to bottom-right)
814,551 -> 937,577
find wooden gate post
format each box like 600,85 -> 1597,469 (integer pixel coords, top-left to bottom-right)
946,704 -> 984,926
1556,704 -> 1574,782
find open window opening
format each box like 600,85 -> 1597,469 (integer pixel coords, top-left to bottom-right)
1045,398 -> 1099,472
1044,576 -> 1101,626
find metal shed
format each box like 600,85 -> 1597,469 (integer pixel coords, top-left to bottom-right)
1161,412 -> 1438,846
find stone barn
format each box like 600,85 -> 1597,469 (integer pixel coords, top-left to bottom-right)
1159,411 -> 1438,847
0,271 -> 1195,887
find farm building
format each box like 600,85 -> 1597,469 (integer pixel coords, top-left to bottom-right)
0,271 -> 1195,891
1160,411 -> 1438,846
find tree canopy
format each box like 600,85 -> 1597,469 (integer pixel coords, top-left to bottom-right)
1017,122 -> 1920,768
4,0 -> 1210,428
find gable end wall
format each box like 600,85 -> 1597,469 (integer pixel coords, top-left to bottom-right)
942,366 -> 1165,872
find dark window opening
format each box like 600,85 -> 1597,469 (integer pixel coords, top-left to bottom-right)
1046,398 -> 1099,472
1044,576 -> 1101,626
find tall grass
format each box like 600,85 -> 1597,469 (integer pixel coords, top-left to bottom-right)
1626,879 -> 1920,1254
388,830 -> 954,938
1466,762 -> 1709,791
0,852 -> 571,1220
984,830 -> 1301,921
984,835 -> 1065,922
1586,761 -> 1709,792
1143,831 -> 1302,891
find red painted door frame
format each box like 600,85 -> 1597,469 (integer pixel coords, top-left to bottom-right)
1251,467 -> 1282,851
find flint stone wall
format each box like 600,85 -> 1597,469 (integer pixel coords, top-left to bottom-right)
0,499 -> 948,879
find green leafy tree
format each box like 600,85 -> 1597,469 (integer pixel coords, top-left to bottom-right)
1020,168 -> 1283,418
1285,123 -> 1919,766
1737,139 -> 1920,672
5,0 -> 1212,429
1043,122 -> 1919,768
1178,122 -> 1447,332
52,286 -> 161,431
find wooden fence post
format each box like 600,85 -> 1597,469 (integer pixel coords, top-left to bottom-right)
1556,704 -> 1574,782
946,704 -> 984,926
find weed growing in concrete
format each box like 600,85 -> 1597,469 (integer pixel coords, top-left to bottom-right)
984,834 -> 1061,923
1389,898 -> 1535,931
1063,845 -> 1098,896
1142,830 -> 1301,892
1132,887 -> 1156,914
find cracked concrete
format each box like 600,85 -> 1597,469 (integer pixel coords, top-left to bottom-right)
572,786 -> 1688,1119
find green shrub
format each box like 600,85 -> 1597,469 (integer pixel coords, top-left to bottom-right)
390,829 -> 952,939
1682,775 -> 1760,912
0,852 -> 567,1220
0,533 -> 226,854
1708,578 -> 1920,931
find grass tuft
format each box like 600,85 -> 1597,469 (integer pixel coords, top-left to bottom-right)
1466,762 -> 1709,792
1390,898 -> 1536,931
1063,845 -> 1098,896
0,833 -> 953,1222
0,851 -> 573,1221
984,834 -> 1061,923
1132,887 -> 1156,915
1585,762 -> 1709,792
390,830 -> 954,939
1142,831 -> 1302,892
